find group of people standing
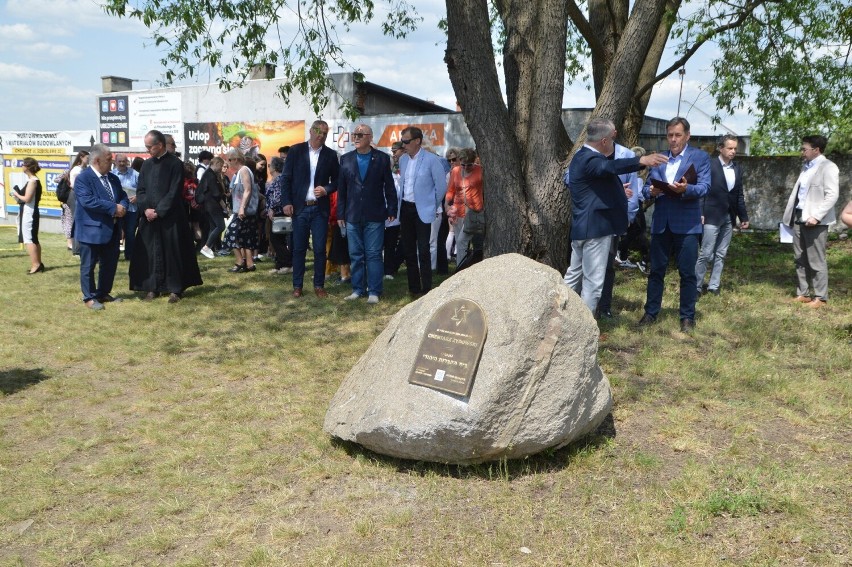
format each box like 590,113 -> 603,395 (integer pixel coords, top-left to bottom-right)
565,116 -> 847,333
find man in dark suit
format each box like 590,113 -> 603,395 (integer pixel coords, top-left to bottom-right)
564,118 -> 667,314
337,124 -> 398,304
73,144 -> 129,311
282,120 -> 340,298
695,134 -> 749,297
638,117 -> 711,333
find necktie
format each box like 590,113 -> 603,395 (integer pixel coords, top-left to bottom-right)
101,175 -> 115,201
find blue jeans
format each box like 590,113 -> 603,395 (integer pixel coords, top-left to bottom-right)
292,205 -> 328,289
695,220 -> 732,292
644,229 -> 699,321
347,221 -> 385,296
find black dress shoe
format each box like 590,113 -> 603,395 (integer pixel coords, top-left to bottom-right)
680,318 -> 695,333
596,309 -> 614,320
168,293 -> 182,303
143,291 -> 159,301
638,313 -> 656,326
708,288 -> 720,296
98,295 -> 123,303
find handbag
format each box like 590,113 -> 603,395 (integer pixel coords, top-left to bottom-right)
461,180 -> 485,235
271,217 -> 293,234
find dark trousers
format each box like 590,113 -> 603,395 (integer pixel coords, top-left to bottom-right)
644,228 -> 699,321
292,205 -> 328,289
436,210 -> 449,275
270,229 -> 293,269
400,201 -> 432,294
122,209 -> 138,261
383,225 -> 404,275
79,227 -> 121,302
619,214 -> 649,263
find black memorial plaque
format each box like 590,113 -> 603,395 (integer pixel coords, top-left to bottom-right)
409,298 -> 487,397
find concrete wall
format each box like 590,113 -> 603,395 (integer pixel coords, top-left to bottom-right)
738,155 -> 852,231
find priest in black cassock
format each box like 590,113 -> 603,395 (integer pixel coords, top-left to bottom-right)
129,129 -> 202,303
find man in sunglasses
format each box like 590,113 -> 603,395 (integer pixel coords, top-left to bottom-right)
336,124 -> 397,304
398,126 -> 448,296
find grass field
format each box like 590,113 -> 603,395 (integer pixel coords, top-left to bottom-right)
1,227 -> 850,566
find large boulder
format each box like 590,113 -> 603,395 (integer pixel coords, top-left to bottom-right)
323,253 -> 612,464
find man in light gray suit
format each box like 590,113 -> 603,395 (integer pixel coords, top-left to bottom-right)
782,135 -> 839,308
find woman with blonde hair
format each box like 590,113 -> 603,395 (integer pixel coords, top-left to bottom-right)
12,157 -> 45,273
221,149 -> 259,272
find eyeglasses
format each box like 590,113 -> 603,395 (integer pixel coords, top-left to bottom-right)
352,132 -> 368,139
461,163 -> 475,168
448,157 -> 459,162
400,138 -> 413,145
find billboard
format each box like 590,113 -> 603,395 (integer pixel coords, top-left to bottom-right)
3,156 -> 71,219
98,92 -> 183,152
183,121 -> 305,162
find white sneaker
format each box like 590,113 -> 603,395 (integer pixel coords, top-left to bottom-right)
620,259 -> 638,269
278,267 -> 293,274
367,295 -> 379,304
383,274 -> 394,280
344,292 -> 361,301
200,246 -> 215,259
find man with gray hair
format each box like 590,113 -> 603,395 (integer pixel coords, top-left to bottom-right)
694,134 -> 749,298
73,144 -> 129,310
337,124 -> 397,303
564,118 -> 666,314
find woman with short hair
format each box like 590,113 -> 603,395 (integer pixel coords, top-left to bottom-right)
221,149 -> 259,272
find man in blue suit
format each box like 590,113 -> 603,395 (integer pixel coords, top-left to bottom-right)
73,144 -> 129,311
564,118 -> 667,314
695,134 -> 749,297
337,124 -> 398,304
282,120 -> 340,298
639,117 -> 711,332
398,126 -> 447,296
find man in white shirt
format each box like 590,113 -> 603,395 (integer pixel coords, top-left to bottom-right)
781,135 -> 840,308
398,126 -> 447,296
694,134 -> 749,297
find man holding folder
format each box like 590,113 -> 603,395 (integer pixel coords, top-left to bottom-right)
638,117 -> 710,333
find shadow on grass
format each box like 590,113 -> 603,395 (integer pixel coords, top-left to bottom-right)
0,368 -> 51,396
330,413 -> 616,481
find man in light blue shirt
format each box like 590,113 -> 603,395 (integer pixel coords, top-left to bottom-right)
113,153 -> 139,261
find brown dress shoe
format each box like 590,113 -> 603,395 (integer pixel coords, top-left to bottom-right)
792,295 -> 812,303
680,318 -> 695,333
807,298 -> 826,309
143,291 -> 158,301
314,287 -> 328,298
168,293 -> 182,303
292,288 -> 303,298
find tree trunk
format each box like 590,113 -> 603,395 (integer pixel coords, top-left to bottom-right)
446,0 -> 572,273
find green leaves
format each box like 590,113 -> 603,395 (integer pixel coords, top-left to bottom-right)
103,0 -> 420,119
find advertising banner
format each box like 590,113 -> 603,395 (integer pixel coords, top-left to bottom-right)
324,115 -> 473,156
183,121 -> 305,162
98,92 -> 183,152
3,155 -> 71,218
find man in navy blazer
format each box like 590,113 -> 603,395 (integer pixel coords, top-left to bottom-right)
695,134 -> 749,297
72,144 -> 128,311
398,126 -> 447,296
337,124 -> 397,304
282,120 -> 340,298
639,117 -> 711,332
564,118 -> 667,314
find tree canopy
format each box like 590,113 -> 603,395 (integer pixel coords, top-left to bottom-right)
103,0 -> 851,269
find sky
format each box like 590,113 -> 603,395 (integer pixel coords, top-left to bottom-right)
0,0 -> 756,137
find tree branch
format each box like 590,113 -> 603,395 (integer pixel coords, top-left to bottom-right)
633,0 -> 770,101
566,0 -> 606,61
